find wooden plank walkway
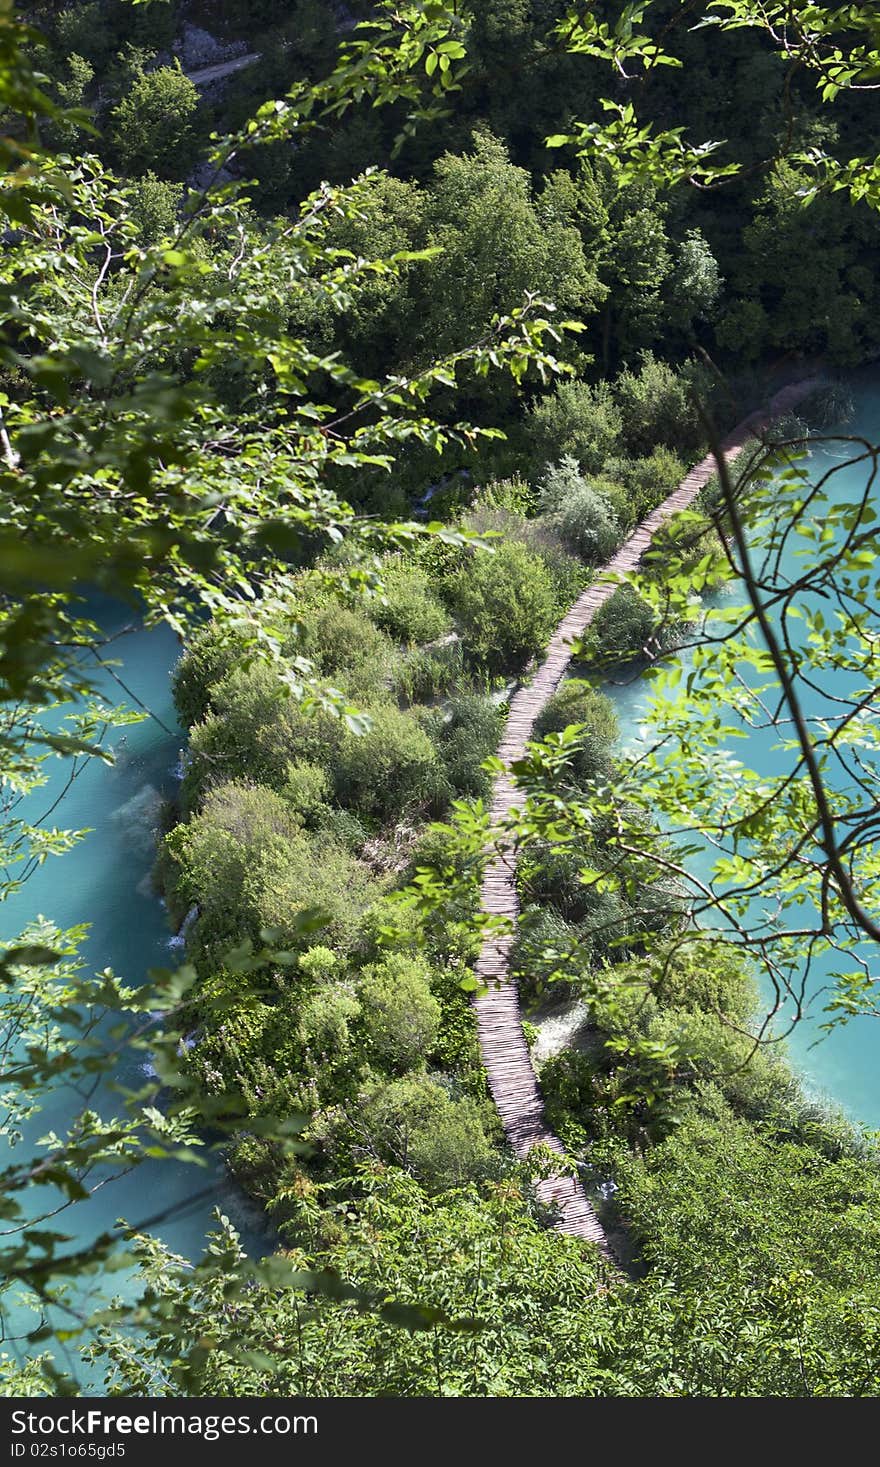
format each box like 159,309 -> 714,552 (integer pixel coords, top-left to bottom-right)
473,376 -> 821,1258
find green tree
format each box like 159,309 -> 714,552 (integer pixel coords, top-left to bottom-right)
109,64 -> 200,177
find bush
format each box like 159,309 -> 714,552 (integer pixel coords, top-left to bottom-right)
520,522 -> 591,612
535,679 -> 618,784
512,907 -> 585,1005
299,984 -> 361,1059
249,831 -> 380,955
614,353 -> 706,458
184,663 -> 342,803
368,561 -> 453,645
293,602 -> 395,700
281,762 -> 332,825
162,784 -> 378,960
446,540 -> 557,673
357,1074 -> 496,1191
472,475 -> 534,515
538,458 -> 621,564
162,778 -> 302,928
630,943 -> 757,1022
128,172 -> 184,244
604,446 -> 687,524
172,622 -> 251,728
358,953 -> 441,1071
588,584 -> 661,662
334,705 -> 445,822
391,638 -> 464,706
528,379 -> 623,475
200,780 -> 302,848
54,4 -> 113,70
434,695 -> 504,798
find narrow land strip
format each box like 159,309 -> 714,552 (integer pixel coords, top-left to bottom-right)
474,375 -> 821,1258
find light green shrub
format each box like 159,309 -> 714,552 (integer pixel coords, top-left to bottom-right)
334,704 -> 445,822
587,584 -> 661,661
358,953 -> 441,1071
528,378 -> 623,475
358,1074 -> 495,1191
614,353 -> 707,457
249,832 -> 380,955
534,679 -> 618,783
368,561 -> 453,645
184,663 -> 342,803
538,457 -> 621,564
446,540 -> 557,673
299,984 -> 361,1057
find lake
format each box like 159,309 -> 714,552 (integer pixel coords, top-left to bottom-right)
0,597 -> 266,1363
603,368 -> 880,1128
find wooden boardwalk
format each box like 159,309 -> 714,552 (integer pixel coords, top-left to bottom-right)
473,376 -> 821,1258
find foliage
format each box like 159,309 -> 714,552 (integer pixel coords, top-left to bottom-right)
446,540 -> 557,673
527,378 -> 623,476
432,694 -> 504,800
358,953 -> 441,1072
534,679 -> 618,784
613,353 -> 708,458
352,1075 -> 496,1192
538,456 -> 621,563
367,559 -> 453,645
7,0 -> 880,1398
334,704 -> 445,822
586,584 -> 664,661
109,64 -> 200,177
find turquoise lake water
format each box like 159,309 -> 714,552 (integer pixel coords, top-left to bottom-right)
603,369 -> 880,1129
0,599 -> 266,1364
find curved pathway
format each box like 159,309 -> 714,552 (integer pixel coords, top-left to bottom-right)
474,375 -> 821,1257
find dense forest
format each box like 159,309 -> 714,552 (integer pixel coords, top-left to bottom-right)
3,0 -> 880,1398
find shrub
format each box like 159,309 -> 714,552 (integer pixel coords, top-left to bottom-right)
357,1074 -> 495,1191
281,762 -> 332,825
293,602 -> 395,700
172,622 -> 251,728
54,4 -> 112,70
587,584 -> 661,662
614,353 -> 706,458
538,458 -> 621,564
512,907 -> 586,1005
446,540 -> 557,673
434,694 -> 504,798
630,942 -> 757,1022
184,663 -> 342,803
128,172 -> 184,245
605,446 -> 687,523
299,984 -> 361,1058
334,705 -> 445,822
472,475 -> 534,515
368,561 -> 453,644
249,832 -> 380,955
528,379 -> 623,475
162,819 -> 250,948
535,679 -> 618,783
526,533 -> 591,617
200,780 -> 302,848
392,638 -> 464,706
358,953 -> 441,1071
